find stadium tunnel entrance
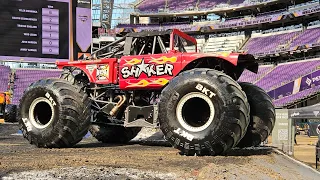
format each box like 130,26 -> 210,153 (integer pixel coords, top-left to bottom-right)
273,105 -> 320,168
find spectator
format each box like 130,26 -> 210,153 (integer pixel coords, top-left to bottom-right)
295,125 -> 298,145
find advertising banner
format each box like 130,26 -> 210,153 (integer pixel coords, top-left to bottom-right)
270,70 -> 320,100
274,82 -> 294,99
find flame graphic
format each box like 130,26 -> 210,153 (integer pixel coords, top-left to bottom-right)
124,58 -> 142,65
126,78 -> 169,88
191,52 -> 231,57
217,52 -> 231,57
150,56 -> 177,64
127,79 -> 150,87
151,78 -> 169,85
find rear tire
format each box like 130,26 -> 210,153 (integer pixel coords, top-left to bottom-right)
18,79 -> 91,148
158,69 -> 250,156
237,82 -> 275,147
90,124 -> 141,143
4,104 -> 17,123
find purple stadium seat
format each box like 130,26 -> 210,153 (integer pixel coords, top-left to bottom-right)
274,86 -> 320,107
243,31 -> 299,55
238,65 -> 274,83
12,69 -> 62,105
243,27 -> 320,55
168,0 -> 198,11
290,27 -> 320,50
255,60 -> 320,92
136,0 -> 166,13
0,65 -> 11,92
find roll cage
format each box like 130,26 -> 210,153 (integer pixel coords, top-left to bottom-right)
90,29 -> 197,59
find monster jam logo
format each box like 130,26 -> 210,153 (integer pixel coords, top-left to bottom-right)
121,58 -> 174,79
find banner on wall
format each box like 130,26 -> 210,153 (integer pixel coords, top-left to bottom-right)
268,70 -> 320,100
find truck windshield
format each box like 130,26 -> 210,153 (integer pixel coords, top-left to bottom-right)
173,34 -> 197,53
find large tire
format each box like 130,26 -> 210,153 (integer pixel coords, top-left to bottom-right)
90,124 -> 141,144
159,69 -> 250,156
18,78 -> 91,148
237,82 -> 275,147
60,70 -> 141,144
4,104 -> 17,122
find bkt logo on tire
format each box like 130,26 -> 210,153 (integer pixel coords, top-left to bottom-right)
45,92 -> 56,106
195,84 -> 216,98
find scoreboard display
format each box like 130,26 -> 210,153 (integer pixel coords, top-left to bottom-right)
0,0 -> 91,62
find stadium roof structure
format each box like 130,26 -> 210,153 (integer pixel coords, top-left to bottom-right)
92,0 -> 136,29
131,0 -> 292,17
92,0 -> 114,28
112,0 -> 136,28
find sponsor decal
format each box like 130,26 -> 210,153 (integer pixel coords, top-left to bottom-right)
278,129 -> 288,141
312,76 -> 320,83
86,64 -> 96,75
78,15 -> 88,23
291,112 -> 300,117
306,76 -> 320,86
96,65 -> 109,80
195,84 -> 216,98
45,92 -> 56,106
306,77 -> 312,86
121,57 -> 175,79
173,128 -> 194,141
279,123 -> 288,126
22,118 -> 32,132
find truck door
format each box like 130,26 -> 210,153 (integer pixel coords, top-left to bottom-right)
119,52 -> 182,90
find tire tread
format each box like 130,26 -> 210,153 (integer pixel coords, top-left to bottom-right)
159,68 -> 250,156
18,78 -> 91,148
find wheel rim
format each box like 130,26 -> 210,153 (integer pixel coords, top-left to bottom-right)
29,97 -> 54,129
176,92 -> 215,132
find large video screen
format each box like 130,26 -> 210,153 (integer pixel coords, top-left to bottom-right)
0,0 -> 89,63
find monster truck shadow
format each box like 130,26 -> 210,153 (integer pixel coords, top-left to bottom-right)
74,130 -> 273,157
74,141 -> 273,156
223,147 -> 273,156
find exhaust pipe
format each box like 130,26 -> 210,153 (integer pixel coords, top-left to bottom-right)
110,95 -> 126,116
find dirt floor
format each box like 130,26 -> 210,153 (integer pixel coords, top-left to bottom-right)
1,123 -> 320,179
294,134 -> 318,169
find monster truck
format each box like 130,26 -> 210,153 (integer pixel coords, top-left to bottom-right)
0,92 -> 17,123
18,29 -> 275,155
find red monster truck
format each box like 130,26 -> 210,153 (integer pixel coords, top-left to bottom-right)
18,29 -> 275,155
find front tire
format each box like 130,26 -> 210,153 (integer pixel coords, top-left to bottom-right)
18,79 -> 91,148
237,82 -> 275,147
158,69 -> 250,156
